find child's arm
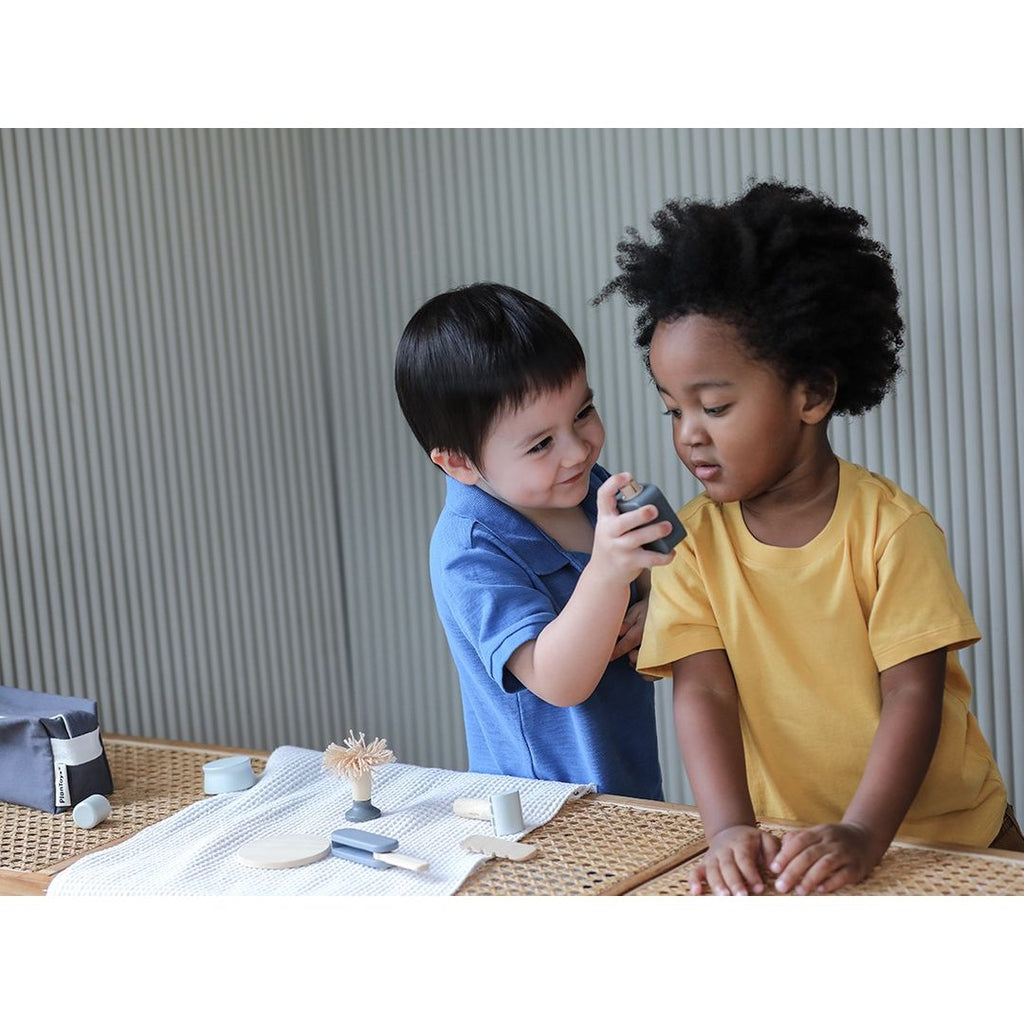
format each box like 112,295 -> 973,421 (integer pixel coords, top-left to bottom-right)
770,648 -> 946,895
611,569 -> 651,664
505,473 -> 672,707
673,649 -> 781,895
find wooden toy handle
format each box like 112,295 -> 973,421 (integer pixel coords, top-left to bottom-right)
375,851 -> 429,872
453,798 -> 491,820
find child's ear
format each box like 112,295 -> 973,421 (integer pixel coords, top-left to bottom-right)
799,373 -> 837,425
430,448 -> 482,485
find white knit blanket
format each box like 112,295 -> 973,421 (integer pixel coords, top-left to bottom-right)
45,745 -> 593,896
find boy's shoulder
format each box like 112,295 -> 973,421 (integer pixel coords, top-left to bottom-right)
430,469 -> 605,576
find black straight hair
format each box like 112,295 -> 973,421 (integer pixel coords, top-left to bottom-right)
395,282 -> 586,464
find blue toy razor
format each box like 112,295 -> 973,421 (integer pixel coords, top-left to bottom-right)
330,827 -> 429,872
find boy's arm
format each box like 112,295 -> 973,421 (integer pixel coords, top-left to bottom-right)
611,568 -> 651,663
506,476 -> 672,707
673,649 -> 780,895
771,648 -> 946,895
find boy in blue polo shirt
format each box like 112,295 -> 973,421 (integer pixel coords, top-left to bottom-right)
395,282 -> 671,799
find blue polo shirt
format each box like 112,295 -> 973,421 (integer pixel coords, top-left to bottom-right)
428,464 -> 664,800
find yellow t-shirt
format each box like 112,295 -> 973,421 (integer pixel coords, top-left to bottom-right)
638,459 -> 1006,846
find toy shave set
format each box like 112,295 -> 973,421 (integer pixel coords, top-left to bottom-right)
230,732 -> 538,874
2,691 -> 542,882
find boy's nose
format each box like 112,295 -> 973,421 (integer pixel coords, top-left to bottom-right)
563,432 -> 591,465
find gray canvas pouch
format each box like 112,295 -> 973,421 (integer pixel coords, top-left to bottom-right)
0,686 -> 114,813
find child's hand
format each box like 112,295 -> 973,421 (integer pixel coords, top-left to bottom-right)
690,824 -> 781,895
611,596 -> 647,662
770,822 -> 884,895
590,473 -> 674,586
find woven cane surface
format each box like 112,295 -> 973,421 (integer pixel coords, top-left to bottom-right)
456,796 -> 707,896
1,737 -> 266,875
629,826 -> 1024,896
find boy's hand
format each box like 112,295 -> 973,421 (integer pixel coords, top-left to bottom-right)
590,473 -> 674,586
690,824 -> 781,895
770,822 -> 884,895
611,597 -> 647,662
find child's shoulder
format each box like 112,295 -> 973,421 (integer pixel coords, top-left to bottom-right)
429,478 -> 568,576
677,490 -> 723,531
674,460 -> 937,541
841,460 -> 933,523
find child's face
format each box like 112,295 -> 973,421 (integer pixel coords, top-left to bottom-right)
472,370 -> 605,516
649,315 -> 818,505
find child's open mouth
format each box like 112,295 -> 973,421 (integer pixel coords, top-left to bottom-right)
692,462 -> 720,482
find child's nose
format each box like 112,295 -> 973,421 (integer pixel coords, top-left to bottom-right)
676,413 -> 708,446
563,431 -> 591,465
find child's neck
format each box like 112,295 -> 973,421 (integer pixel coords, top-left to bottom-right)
740,447 -> 839,548
524,504 -> 594,554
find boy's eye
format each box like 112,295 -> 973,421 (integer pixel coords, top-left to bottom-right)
527,436 -> 553,455
704,405 -> 728,416
661,409 -> 682,420
575,403 -> 595,421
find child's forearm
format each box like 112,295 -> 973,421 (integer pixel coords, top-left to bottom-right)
509,562 -> 632,707
673,652 -> 757,837
841,650 -> 946,855
508,474 -> 673,707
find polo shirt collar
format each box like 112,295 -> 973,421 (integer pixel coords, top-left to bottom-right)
444,471 -> 600,573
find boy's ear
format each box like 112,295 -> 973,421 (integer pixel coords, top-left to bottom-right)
430,448 -> 482,485
799,372 -> 837,425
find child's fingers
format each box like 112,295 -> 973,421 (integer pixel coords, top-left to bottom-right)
759,830 -> 782,871
623,517 -> 674,550
706,854 -> 753,896
780,825 -> 877,894
595,472 -> 635,516
787,847 -> 854,895
770,827 -> 813,874
773,850 -> 819,894
809,859 -> 862,895
731,845 -> 767,894
611,627 -> 639,660
689,863 -> 709,895
773,831 -> 845,894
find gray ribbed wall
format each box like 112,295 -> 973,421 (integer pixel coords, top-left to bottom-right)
0,128 -> 353,751
2,128 -> 1021,810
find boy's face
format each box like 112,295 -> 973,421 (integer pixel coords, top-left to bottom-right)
649,315 -> 822,505
468,370 -> 605,516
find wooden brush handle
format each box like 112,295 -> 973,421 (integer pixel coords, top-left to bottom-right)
374,851 -> 429,872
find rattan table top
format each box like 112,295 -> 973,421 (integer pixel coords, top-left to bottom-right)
456,794 -> 707,895
4,736 -> 1022,895
626,822 -> 1024,896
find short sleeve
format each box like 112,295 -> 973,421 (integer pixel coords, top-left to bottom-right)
636,539 -> 724,678
870,511 -> 980,671
434,536 -> 557,691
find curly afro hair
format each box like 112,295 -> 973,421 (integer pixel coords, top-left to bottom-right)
596,181 -> 904,417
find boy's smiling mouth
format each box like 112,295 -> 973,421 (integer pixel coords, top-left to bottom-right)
558,468 -> 588,487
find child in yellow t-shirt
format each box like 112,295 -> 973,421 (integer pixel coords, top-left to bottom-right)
598,181 -> 1019,895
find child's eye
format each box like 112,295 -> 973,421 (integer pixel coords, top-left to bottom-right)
704,405 -> 728,416
575,403 -> 595,421
661,409 -> 682,420
527,436 -> 553,454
